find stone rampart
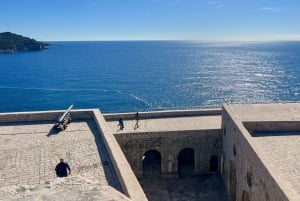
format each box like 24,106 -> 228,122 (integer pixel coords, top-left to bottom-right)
222,105 -> 290,201
3,105 -> 297,201
0,109 -> 94,122
104,108 -> 221,121
92,110 -> 148,201
106,109 -> 222,179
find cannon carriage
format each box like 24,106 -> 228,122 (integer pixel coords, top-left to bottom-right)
55,104 -> 73,130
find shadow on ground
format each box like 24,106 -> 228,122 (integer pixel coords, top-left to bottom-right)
139,174 -> 228,201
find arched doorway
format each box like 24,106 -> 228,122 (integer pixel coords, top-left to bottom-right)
210,155 -> 218,172
229,160 -> 237,201
178,148 -> 195,178
142,150 -> 161,177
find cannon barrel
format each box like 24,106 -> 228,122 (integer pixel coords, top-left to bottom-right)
58,104 -> 74,123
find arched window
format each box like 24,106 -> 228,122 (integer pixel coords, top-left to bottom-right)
178,148 -> 195,178
142,150 -> 161,177
209,155 -> 218,171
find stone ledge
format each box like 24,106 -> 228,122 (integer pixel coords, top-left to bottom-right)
0,109 -> 95,122
92,110 -> 148,201
104,108 -> 221,121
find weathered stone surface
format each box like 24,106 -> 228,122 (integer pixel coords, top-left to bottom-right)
222,103 -> 300,201
0,175 -> 131,201
106,114 -> 222,179
0,119 -> 126,200
140,174 -> 228,201
1,104 -> 300,201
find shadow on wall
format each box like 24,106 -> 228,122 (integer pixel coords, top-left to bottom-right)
250,130 -> 300,137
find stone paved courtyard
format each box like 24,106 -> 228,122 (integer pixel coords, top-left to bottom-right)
139,174 -> 228,201
0,119 -> 121,191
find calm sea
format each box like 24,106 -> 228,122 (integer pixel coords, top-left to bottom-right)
0,41 -> 299,113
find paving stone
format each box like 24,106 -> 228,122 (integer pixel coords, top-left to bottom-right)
0,119 -> 124,200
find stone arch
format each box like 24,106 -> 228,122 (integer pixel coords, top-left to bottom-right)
229,160 -> 236,201
242,190 -> 250,201
142,150 -> 161,177
209,155 -> 218,172
178,148 -> 195,178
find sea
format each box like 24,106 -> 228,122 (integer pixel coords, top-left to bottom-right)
0,41 -> 300,113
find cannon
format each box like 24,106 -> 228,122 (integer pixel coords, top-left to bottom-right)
55,104 -> 74,131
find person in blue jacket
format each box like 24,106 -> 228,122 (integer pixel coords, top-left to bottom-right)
118,118 -> 124,130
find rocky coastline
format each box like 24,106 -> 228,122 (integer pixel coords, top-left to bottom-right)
0,32 -> 48,53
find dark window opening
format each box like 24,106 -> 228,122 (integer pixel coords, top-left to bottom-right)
210,155 -> 218,172
143,150 -> 161,178
178,148 -> 195,178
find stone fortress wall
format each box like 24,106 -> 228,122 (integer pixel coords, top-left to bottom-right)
104,104 -> 299,201
221,104 -> 300,201
1,104 -> 299,201
104,109 -> 222,179
222,107 -> 288,201
114,129 -> 221,179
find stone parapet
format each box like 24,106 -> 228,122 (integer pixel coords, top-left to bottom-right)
243,121 -> 300,133
0,109 -> 94,122
104,108 -> 221,121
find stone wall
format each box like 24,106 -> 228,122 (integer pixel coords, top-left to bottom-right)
0,109 -> 94,122
221,105 -> 289,201
114,129 -> 221,179
92,110 -> 148,201
243,121 -> 300,133
104,108 -> 221,121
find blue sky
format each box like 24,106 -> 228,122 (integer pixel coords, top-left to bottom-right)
0,0 -> 300,41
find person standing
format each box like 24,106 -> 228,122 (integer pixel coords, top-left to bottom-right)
55,158 -> 71,177
118,118 -> 124,130
134,112 -> 139,129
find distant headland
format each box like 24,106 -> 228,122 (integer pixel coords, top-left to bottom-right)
0,32 -> 48,53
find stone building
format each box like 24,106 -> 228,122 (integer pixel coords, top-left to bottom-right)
221,103 -> 300,201
0,103 -> 299,201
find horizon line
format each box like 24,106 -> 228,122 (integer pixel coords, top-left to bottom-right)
43,39 -> 300,43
